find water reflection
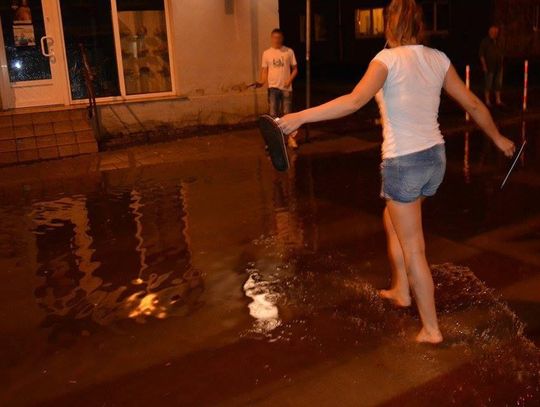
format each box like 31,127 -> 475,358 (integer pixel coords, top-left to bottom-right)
243,271 -> 281,334
521,120 -> 527,166
31,183 -> 203,341
1,121 -> 539,405
129,189 -> 149,285
463,132 -> 471,184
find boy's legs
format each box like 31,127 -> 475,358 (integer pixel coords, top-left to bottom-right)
484,71 -> 495,106
282,90 -> 293,115
282,90 -> 299,149
268,88 -> 281,118
494,65 -> 504,105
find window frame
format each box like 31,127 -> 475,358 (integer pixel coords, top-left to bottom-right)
67,0 -> 177,105
111,0 -> 176,100
422,0 -> 450,36
354,7 -> 385,39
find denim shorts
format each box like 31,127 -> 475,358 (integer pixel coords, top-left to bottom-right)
381,143 -> 446,203
268,88 -> 292,118
485,66 -> 503,92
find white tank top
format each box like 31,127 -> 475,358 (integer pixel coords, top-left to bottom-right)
373,45 -> 451,159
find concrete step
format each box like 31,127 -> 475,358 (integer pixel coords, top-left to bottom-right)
0,107 -> 98,166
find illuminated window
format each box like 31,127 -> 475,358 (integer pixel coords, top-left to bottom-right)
117,0 -> 173,95
355,8 -> 385,38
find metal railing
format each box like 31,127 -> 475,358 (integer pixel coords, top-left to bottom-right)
79,43 -> 102,140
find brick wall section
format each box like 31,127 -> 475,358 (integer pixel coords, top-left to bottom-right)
0,108 -> 98,166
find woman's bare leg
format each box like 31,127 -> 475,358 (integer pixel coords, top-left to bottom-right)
386,199 -> 443,344
380,207 -> 412,307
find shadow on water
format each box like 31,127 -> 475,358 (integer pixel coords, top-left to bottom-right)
0,120 -> 539,406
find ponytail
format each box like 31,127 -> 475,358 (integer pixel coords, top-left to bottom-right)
385,0 -> 425,46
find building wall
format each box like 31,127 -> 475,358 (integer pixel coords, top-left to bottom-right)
278,0 -> 495,77
494,0 -> 540,58
100,0 -> 279,138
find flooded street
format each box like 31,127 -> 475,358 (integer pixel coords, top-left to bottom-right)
1,120 -> 539,406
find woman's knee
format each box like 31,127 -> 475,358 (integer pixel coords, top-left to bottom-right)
402,243 -> 427,264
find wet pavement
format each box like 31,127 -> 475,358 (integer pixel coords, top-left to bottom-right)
0,118 -> 539,406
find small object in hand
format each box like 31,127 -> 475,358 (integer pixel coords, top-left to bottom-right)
247,82 -> 263,89
258,115 -> 290,172
500,140 -> 527,190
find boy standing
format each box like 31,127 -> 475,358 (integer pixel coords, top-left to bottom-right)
259,29 -> 299,148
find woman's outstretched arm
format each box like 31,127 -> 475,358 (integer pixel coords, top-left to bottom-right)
443,64 -> 515,157
278,61 -> 388,135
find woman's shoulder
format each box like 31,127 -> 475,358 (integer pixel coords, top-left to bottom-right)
422,46 -> 452,74
373,48 -> 396,69
423,46 -> 449,59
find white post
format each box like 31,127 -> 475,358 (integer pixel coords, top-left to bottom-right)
523,60 -> 528,112
306,0 -> 312,109
464,132 -> 471,184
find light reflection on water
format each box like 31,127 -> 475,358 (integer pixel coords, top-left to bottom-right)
243,272 -> 281,334
30,183 -> 203,336
0,121 -> 538,405
460,119 -> 532,181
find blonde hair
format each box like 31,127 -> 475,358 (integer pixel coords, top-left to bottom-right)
385,0 -> 425,46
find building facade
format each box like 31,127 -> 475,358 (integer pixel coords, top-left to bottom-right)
0,0 -> 279,140
494,0 -> 540,58
279,0 -> 539,80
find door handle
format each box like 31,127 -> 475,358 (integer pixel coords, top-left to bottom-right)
40,36 -> 54,58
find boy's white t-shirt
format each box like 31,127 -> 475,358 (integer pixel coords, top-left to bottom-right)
373,45 -> 451,159
262,46 -> 298,91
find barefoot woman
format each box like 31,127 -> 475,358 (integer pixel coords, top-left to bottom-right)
278,0 -> 515,343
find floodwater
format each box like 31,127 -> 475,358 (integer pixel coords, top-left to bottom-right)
0,120 -> 539,406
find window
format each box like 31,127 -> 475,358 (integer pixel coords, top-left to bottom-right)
355,8 -> 385,38
58,0 -> 174,101
421,1 -> 450,34
224,0 -> 234,15
117,0 -> 173,95
60,0 -> 120,99
0,1 -> 52,82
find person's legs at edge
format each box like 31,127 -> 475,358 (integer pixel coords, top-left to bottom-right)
386,198 -> 443,344
282,90 -> 299,149
380,207 -> 412,307
494,65 -> 504,105
484,71 -> 494,107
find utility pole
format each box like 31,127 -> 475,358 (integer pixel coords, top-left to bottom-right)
305,0 -> 312,142
306,0 -> 312,109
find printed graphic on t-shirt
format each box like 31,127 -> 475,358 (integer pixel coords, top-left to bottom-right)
262,47 -> 298,91
272,58 -> 285,68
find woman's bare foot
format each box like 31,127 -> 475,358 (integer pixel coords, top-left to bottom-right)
379,289 -> 412,308
416,327 -> 443,344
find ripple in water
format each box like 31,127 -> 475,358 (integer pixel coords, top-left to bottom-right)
244,234 -> 540,404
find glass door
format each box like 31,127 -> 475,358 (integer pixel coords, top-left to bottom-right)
58,0 -> 121,101
58,0 -> 175,104
0,0 -> 68,108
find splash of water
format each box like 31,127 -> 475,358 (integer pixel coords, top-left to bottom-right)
243,272 -> 281,335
